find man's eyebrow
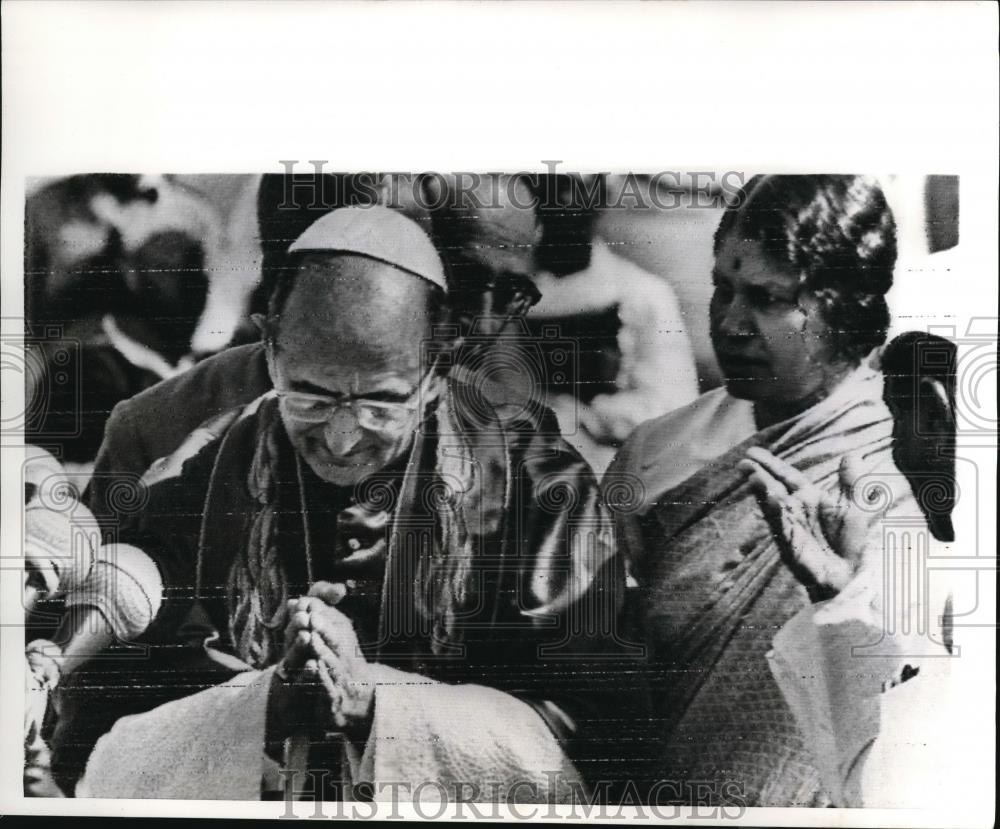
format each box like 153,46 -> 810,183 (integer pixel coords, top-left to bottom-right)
289,378 -> 343,397
351,388 -> 412,404
287,375 -> 415,402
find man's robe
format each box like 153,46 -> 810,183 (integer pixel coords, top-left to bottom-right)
85,342 -> 269,525
60,365 -> 646,800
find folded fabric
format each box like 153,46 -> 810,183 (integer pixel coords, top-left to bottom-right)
340,663 -> 582,803
77,662 -> 580,802
77,668 -> 274,800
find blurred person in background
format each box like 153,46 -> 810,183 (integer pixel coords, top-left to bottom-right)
22,447 -> 74,797
525,174 -> 698,473
24,174 -> 256,467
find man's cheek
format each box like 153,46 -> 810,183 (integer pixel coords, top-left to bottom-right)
294,425 -> 331,460
377,433 -> 410,466
288,424 -> 313,449
378,434 -> 405,461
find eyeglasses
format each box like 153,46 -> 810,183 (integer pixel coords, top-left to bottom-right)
488,274 -> 542,309
259,326 -> 440,436
449,268 -> 543,311
273,364 -> 439,436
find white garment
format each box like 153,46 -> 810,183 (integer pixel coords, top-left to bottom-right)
78,668 -> 275,800
605,384 -> 756,508
77,663 -> 580,802
532,242 -> 700,440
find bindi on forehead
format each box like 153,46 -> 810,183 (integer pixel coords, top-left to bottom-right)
726,240 -> 795,281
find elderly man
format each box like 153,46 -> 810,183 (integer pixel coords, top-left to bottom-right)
57,205 -> 636,802
84,173 -> 542,527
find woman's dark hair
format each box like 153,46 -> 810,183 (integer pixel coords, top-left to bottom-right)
714,175 -> 897,363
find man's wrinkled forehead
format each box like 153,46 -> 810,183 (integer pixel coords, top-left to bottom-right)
277,257 -> 433,363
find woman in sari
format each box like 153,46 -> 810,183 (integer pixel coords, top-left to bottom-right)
605,175 -> 954,807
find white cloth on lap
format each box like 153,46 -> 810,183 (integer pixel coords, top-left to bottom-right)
77,668 -> 275,800
76,662 -> 579,802
340,663 -> 581,802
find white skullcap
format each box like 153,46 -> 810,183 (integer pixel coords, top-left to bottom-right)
288,204 -> 448,293
64,543 -> 164,641
24,499 -> 99,595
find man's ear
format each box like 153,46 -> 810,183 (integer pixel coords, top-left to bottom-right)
262,341 -> 279,387
264,346 -> 276,384
250,314 -> 278,381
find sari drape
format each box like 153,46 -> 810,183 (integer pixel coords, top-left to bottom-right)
622,368 -> 925,806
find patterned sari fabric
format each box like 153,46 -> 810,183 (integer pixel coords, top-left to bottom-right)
623,368 -> 922,806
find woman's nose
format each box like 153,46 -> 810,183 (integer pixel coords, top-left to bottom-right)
715,295 -> 755,337
322,408 -> 365,457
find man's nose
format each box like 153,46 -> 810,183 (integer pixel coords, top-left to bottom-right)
322,408 -> 365,457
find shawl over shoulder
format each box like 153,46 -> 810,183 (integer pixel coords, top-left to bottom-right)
608,368 -> 943,806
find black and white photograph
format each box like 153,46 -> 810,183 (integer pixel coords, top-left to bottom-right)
1,2 -> 996,825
